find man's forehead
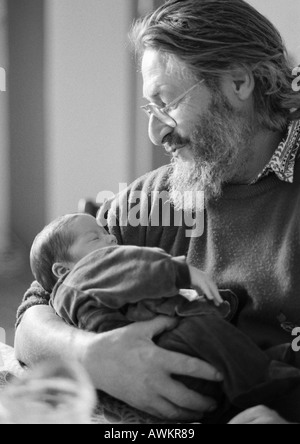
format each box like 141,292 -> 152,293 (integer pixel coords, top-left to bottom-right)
141,49 -> 168,75
142,50 -> 190,97
142,50 -> 171,91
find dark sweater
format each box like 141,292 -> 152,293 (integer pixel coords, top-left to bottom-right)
18,158 -> 300,352
105,160 -> 300,351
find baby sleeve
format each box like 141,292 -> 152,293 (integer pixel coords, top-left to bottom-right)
16,281 -> 51,328
51,246 -> 191,331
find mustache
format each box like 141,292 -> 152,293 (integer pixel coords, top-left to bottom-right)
163,133 -> 190,152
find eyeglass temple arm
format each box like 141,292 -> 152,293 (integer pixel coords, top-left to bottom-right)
164,79 -> 205,110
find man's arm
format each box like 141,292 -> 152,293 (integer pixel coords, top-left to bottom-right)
15,305 -> 221,420
15,305 -> 90,365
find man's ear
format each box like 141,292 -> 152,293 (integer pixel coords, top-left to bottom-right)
52,263 -> 70,279
230,66 -> 255,101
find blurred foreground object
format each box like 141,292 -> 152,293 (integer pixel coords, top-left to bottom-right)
0,359 -> 96,424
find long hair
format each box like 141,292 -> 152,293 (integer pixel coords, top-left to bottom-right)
130,0 -> 300,131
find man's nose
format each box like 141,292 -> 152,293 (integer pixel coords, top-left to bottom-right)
148,115 -> 174,146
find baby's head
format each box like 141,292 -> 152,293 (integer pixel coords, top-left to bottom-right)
30,214 -> 117,293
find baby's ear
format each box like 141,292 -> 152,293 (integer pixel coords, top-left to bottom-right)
52,263 -> 70,279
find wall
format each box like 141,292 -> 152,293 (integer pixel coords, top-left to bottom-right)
8,0 -> 46,248
0,0 -> 9,251
247,0 -> 300,62
45,0 -> 136,221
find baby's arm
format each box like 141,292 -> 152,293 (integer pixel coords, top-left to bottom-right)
188,264 -> 223,306
52,246 -> 192,322
52,247 -> 222,333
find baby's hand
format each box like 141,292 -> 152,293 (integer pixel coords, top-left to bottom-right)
188,265 -> 223,306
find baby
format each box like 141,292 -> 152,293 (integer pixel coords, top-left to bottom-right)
30,213 -> 300,424
30,213 -> 223,314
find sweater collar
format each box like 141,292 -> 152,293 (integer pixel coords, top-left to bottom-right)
252,120 -> 300,184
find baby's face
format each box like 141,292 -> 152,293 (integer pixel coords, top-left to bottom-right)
69,214 -> 118,263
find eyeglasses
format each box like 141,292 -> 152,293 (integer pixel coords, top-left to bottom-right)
141,79 -> 205,127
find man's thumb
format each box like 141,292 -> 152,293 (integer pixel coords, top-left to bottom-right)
143,316 -> 178,340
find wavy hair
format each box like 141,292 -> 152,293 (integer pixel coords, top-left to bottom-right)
130,0 -> 300,131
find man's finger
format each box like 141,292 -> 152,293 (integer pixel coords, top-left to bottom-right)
160,378 -> 217,414
140,317 -> 178,340
146,397 -> 203,422
168,354 -> 223,382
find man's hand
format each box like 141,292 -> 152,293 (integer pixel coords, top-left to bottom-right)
82,316 -> 222,421
189,265 -> 223,306
229,406 -> 292,424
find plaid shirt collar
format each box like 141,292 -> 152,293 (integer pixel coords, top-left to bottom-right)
253,120 -> 300,184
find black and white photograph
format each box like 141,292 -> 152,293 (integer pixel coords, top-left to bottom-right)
0,0 -> 300,428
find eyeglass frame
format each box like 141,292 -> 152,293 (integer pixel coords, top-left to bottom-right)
141,79 -> 205,127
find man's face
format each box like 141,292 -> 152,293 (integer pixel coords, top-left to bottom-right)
142,49 -> 255,210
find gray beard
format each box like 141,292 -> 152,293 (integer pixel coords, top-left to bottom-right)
169,94 -> 254,212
